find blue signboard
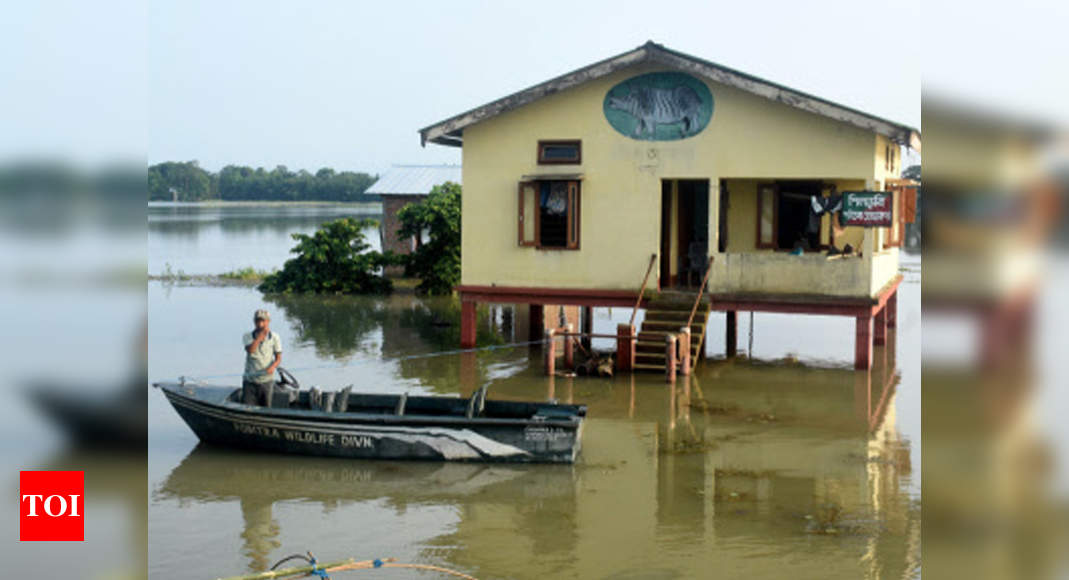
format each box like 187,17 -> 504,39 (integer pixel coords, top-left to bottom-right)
603,72 -> 713,141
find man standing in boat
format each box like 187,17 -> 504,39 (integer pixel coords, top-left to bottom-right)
243,309 -> 282,406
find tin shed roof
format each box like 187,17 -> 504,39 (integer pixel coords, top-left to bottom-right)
420,41 -> 920,151
365,164 -> 462,196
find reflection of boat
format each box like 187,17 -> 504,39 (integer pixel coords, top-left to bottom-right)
156,444 -> 578,504
156,444 -> 579,573
155,379 -> 585,463
26,380 -> 146,448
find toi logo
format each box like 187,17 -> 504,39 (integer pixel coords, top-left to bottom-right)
19,471 -> 84,541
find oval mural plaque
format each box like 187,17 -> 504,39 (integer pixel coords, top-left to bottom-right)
603,72 -> 713,141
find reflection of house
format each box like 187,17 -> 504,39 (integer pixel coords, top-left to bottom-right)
419,41 -> 919,369
442,360 -> 917,579
365,165 -> 461,275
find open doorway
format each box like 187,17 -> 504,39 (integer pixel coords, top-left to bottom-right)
660,179 -> 710,288
775,180 -> 824,251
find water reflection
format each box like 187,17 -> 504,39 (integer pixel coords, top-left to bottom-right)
153,355 -> 917,578
266,294 -> 388,360
148,203 -> 382,238
148,205 -> 921,578
156,446 -> 578,573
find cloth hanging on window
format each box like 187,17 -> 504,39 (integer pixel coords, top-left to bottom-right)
540,182 -> 568,216
808,194 -> 843,233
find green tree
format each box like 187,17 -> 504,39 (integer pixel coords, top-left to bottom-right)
148,161 -> 214,201
903,164 -> 921,182
259,217 -> 392,294
396,181 -> 461,295
151,161 -> 377,201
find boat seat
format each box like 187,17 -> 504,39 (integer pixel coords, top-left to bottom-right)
321,391 -> 336,412
395,393 -> 408,416
335,385 -> 352,412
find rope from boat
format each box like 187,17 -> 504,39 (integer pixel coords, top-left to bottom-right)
330,559 -> 478,579
219,555 -> 477,579
183,338 -> 548,383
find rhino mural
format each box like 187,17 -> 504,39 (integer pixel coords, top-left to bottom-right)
603,72 -> 713,141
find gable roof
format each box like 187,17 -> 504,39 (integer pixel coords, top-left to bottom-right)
364,164 -> 462,196
420,41 -> 920,152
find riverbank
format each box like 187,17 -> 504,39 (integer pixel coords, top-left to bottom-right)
149,269 -> 423,293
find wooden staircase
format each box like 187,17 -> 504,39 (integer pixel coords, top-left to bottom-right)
633,292 -> 712,373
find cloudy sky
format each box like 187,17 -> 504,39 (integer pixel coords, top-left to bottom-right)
147,0 -> 922,174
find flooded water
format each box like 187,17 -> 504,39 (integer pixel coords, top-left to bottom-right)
148,203 -> 920,579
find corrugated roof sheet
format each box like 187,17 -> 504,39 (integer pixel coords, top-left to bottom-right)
365,164 -> 462,196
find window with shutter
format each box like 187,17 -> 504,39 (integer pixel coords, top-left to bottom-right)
518,181 -> 538,246
756,183 -> 777,249
517,179 -> 580,250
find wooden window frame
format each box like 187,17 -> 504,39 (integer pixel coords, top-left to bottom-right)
884,188 -> 902,248
883,183 -> 917,249
537,140 -> 582,165
755,182 -> 778,249
517,179 -> 581,250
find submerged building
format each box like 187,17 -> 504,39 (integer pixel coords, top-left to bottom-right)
420,41 -> 919,370
366,164 -> 462,275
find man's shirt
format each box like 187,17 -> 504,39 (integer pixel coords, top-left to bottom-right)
243,330 -> 282,383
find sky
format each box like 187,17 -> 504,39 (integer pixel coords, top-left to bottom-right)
146,0 -> 924,175
7,1 -> 1069,172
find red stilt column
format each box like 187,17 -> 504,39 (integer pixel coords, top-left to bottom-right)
678,327 -> 691,375
528,304 -> 544,342
665,334 -> 677,383
461,300 -> 477,348
855,315 -> 873,370
726,311 -> 738,357
544,329 -> 556,376
886,289 -> 898,329
616,323 -> 635,372
874,306 -> 887,346
460,351 -> 476,391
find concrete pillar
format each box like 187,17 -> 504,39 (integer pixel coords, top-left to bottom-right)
460,300 -> 477,348
544,329 -> 556,376
886,290 -> 898,328
616,323 -> 635,372
855,315 -> 873,370
726,311 -> 738,358
678,327 -> 691,375
665,334 -> 677,383
874,306 -> 887,346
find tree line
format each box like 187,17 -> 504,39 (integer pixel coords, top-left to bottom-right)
148,161 -> 379,202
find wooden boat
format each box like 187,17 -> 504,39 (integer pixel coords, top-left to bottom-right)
154,371 -> 585,464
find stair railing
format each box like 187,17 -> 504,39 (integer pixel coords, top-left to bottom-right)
629,253 -> 658,327
686,256 -> 715,330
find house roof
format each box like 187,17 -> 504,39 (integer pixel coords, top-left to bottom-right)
364,164 -> 462,196
419,41 -> 921,152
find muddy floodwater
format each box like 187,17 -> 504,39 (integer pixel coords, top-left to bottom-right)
148,203 -> 920,579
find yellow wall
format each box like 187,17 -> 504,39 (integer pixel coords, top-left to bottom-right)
461,62 -> 891,293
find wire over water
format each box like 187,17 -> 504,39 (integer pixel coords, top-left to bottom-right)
180,339 -> 547,383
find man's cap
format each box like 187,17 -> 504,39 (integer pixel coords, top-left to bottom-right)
254,309 -> 270,320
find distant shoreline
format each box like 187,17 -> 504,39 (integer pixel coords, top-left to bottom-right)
148,200 -> 382,207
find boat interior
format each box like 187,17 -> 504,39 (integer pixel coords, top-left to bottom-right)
227,382 -> 585,421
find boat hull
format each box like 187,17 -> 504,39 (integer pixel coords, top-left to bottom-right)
158,383 -> 583,464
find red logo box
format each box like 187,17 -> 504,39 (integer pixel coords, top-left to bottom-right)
19,471 -> 84,541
